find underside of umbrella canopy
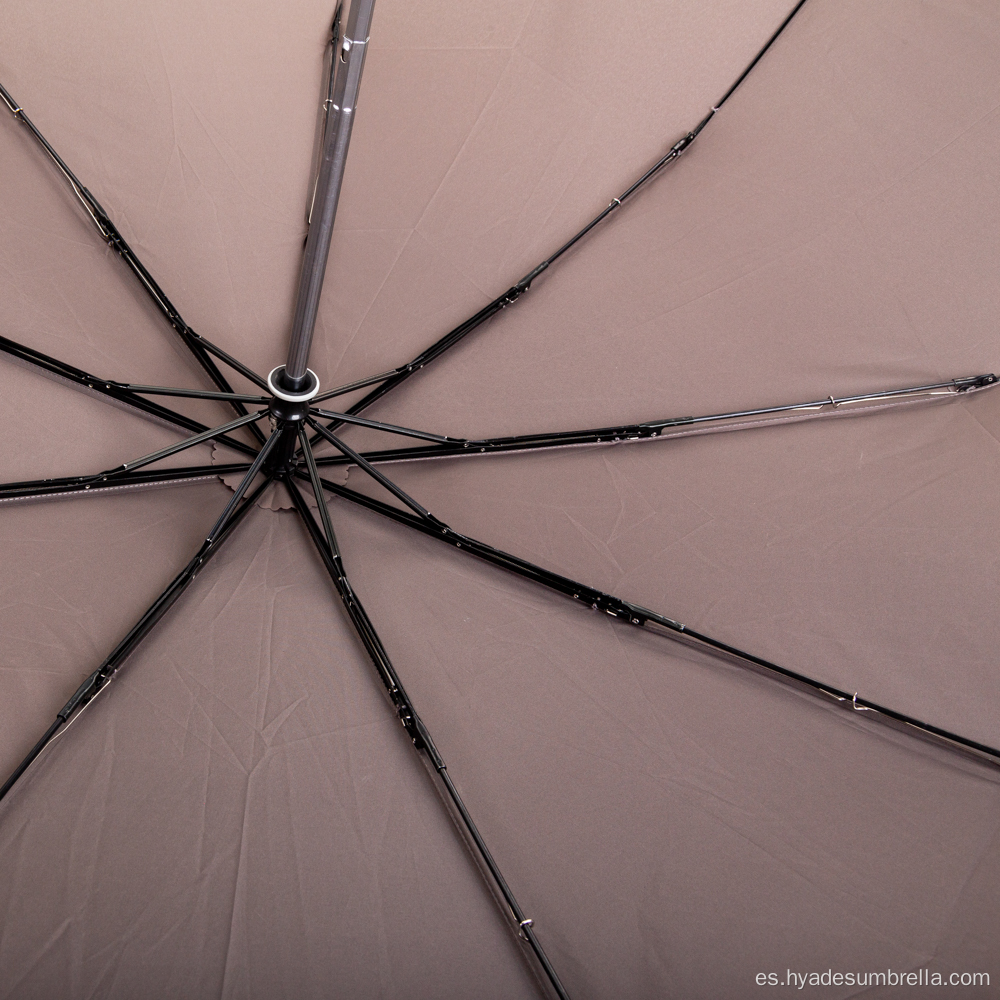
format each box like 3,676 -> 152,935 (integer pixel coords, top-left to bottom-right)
2,0 -> 1000,997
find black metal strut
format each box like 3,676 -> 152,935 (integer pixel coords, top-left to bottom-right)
0,333 -> 261,458
310,406 -> 461,444
0,474 -> 273,804
309,375 -> 998,468
0,410 -> 269,503
307,417 -> 440,524
0,79 -> 268,443
0,462 -> 254,504
102,384 -> 268,404
286,456 -> 572,1000
302,470 -> 1000,772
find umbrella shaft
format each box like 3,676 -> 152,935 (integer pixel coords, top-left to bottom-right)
283,0 -> 376,389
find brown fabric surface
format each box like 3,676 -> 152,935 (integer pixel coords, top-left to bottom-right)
2,0 -> 1000,997
0,506 -> 540,1000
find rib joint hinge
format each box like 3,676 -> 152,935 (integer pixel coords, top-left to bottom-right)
670,132 -> 697,156
1,90 -> 22,115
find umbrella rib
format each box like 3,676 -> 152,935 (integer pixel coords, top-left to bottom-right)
306,417 -> 439,523
309,406 -> 460,444
0,80 -> 268,443
0,474 -> 272,805
284,472 -> 572,1000
0,410 -> 270,501
0,462 -> 253,504
309,374 -> 999,468
100,410 -> 269,476
307,473 -> 1000,772
0,333 -> 261,458
310,0 -> 813,436
109,384 -> 269,404
205,431 -> 279,542
312,367 -> 409,403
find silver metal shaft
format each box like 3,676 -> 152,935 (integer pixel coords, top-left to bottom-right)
283,0 -> 377,389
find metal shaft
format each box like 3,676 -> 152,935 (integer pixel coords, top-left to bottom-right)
283,0 -> 376,389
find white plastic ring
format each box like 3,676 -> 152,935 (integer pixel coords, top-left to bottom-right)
267,367 -> 320,402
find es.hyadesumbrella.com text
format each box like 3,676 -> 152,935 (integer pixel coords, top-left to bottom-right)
756,970 -> 989,988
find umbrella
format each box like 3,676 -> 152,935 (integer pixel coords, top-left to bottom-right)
2,0 -> 999,996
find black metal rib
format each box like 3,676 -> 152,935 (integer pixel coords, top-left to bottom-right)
313,0 -> 814,437
113,384 -> 268,403
0,80 -> 267,443
0,333 -> 260,458
311,374 -> 999,468
312,367 -> 404,403
0,463 -> 253,503
284,473 -> 571,1000
0,411 -> 267,505
713,0 -> 812,111
99,411 -> 268,477
306,473 -> 1000,772
298,427 -> 341,557
206,432 -> 278,543
307,418 -> 438,523
309,407 -> 459,445
0,474 -> 272,804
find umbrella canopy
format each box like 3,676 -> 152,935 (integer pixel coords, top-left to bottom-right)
2,0 -> 1000,997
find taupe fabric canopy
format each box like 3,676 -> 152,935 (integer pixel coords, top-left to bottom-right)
1,0 -> 999,997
